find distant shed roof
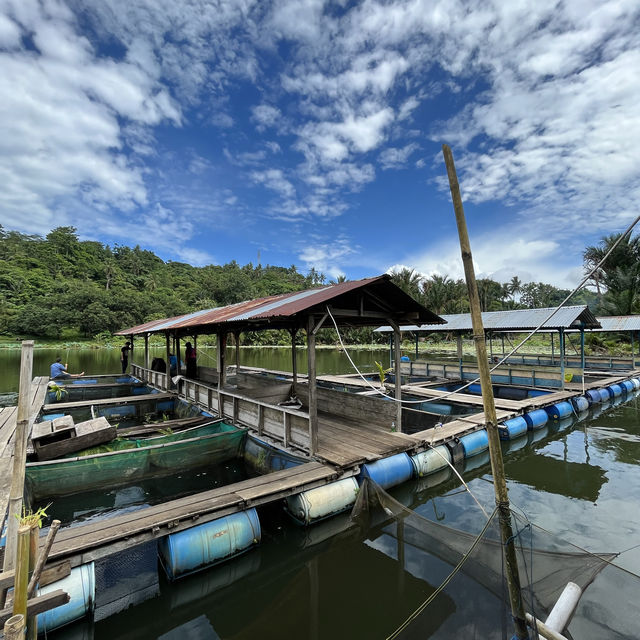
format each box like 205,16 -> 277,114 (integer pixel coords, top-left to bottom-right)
116,275 -> 445,336
583,315 -> 640,332
376,305 -> 601,333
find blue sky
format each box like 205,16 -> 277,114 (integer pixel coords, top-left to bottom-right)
1,0 -> 639,288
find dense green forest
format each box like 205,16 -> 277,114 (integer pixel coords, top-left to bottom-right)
0,225 -> 637,344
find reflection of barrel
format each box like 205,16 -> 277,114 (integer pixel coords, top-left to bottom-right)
167,548 -> 261,610
524,409 -> 548,430
463,449 -> 491,473
545,401 -> 573,420
159,509 -> 261,580
528,426 -> 549,444
498,416 -> 528,441
414,466 -> 452,492
410,446 -> 451,476
501,435 -> 528,454
585,389 -> 601,404
459,430 -> 489,458
285,477 -> 359,524
38,564 -> 95,633
292,512 -> 354,549
572,396 -> 590,412
359,453 -> 414,490
556,416 -> 575,432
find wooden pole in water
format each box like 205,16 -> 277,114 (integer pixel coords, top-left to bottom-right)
3,615 -> 25,640
26,524 -> 38,640
442,144 -> 529,639
3,341 -> 33,573
12,525 -> 30,620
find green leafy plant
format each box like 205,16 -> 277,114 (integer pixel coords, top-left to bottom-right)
374,361 -> 391,387
158,427 -> 174,436
18,504 -> 52,528
48,383 -> 68,401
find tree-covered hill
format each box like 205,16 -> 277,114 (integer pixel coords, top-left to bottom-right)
0,226 -> 315,339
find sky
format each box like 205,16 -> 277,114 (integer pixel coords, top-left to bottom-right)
1,0 -> 639,289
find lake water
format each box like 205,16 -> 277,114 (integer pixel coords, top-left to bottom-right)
1,348 -> 639,638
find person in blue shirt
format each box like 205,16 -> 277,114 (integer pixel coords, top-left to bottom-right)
50,357 -> 84,379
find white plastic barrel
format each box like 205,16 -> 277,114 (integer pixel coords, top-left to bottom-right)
285,477 -> 359,525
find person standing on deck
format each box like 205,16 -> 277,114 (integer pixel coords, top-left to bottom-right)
120,341 -> 132,374
50,357 -> 84,379
185,342 -> 197,379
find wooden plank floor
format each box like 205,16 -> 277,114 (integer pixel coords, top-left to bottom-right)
47,461 -> 343,566
0,376 -> 49,528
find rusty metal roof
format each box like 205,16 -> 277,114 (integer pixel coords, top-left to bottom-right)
116,275 -> 445,335
376,305 -> 601,333
584,315 -> 640,332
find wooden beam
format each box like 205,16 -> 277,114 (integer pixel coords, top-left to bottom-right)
392,325 -> 403,433
165,333 -> 171,392
291,329 -> 298,395
144,334 -> 149,371
217,332 -> 227,389
0,591 -> 69,628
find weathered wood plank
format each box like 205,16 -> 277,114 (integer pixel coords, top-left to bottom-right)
0,590 -> 69,627
43,392 -> 174,411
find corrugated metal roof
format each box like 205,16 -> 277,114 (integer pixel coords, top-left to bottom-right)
588,316 -> 640,332
376,305 -> 601,333
116,275 -> 445,335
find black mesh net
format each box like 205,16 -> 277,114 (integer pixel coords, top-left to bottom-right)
350,478 -> 636,640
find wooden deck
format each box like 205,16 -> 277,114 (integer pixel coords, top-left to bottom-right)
0,376 -> 49,531
47,461 -> 345,567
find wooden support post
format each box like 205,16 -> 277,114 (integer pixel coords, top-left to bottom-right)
488,330 -> 494,362
26,525 -> 38,640
130,335 -> 134,368
257,404 -> 264,437
393,326 -> 403,433
307,317 -> 318,455
443,144 -> 528,640
291,329 -> 298,396
217,332 -> 227,389
456,334 -> 463,380
415,332 -> 419,360
560,329 -> 566,390
165,333 -> 171,391
3,615 -> 24,640
580,327 -> 586,373
176,336 -> 181,375
144,334 -> 149,371
3,341 -> 33,574
12,526 -> 30,619
27,521 -> 61,599
631,331 -> 635,368
551,331 -> 555,365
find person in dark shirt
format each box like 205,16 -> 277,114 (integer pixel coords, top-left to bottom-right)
185,342 -> 197,378
120,341 -> 132,374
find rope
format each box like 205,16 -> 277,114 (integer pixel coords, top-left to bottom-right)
385,506 -> 499,640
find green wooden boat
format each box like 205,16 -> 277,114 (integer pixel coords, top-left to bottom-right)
26,420 -> 246,501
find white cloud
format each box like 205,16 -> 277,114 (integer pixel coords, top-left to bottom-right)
250,169 -> 295,199
251,104 -> 281,131
379,143 -> 418,169
298,237 -> 357,278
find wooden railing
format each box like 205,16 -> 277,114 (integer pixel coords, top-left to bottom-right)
131,363 -> 312,453
131,364 -> 169,390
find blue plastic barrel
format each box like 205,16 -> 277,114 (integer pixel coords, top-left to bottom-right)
571,396 -> 590,412
585,389 -> 601,404
631,378 -> 640,390
359,453 -> 414,489
599,388 -> 611,402
545,401 -> 573,420
410,446 -> 451,476
159,509 -> 261,580
524,409 -> 548,430
621,380 -> 634,393
286,478 -> 359,524
467,384 -> 482,394
498,417 -> 528,441
459,430 -> 489,457
607,384 -> 622,398
38,563 -> 95,633
40,413 -> 66,422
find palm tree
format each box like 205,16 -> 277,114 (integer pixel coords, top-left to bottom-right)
508,276 -> 522,301
389,267 -> 423,301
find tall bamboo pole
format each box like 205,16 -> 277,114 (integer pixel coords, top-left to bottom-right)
26,524 -> 38,640
3,341 -> 33,573
442,144 -> 529,639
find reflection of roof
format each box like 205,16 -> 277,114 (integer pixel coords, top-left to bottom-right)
376,305 -> 601,333
116,275 -> 445,336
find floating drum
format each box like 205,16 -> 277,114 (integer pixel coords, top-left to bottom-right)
631,378 -> 640,390
159,509 -> 261,580
571,396 -> 590,413
445,440 -> 465,465
607,384 -> 623,398
459,430 -> 489,458
38,563 -> 95,633
599,388 -> 611,402
524,409 -> 548,430
411,446 -> 451,476
359,453 -> 414,490
621,380 -> 634,393
585,389 -> 601,404
498,416 -> 528,441
285,477 -> 359,525
545,402 -> 573,420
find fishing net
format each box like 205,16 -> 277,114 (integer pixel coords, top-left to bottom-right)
350,478 -> 637,640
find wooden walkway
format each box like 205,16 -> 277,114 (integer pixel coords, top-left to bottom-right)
0,376 -> 49,531
48,461 -> 344,567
